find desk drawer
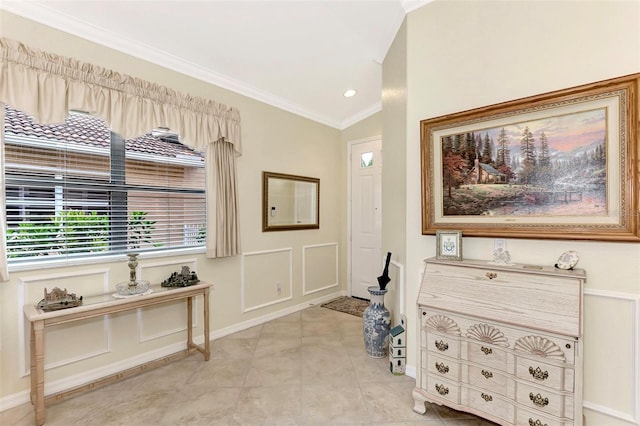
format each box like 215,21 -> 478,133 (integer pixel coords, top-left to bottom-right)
465,386 -> 515,424
467,341 -> 508,371
427,354 -> 461,381
427,375 -> 461,405
516,358 -> 574,392
516,383 -> 573,420
516,406 -> 572,426
427,333 -> 461,359
468,364 -> 511,397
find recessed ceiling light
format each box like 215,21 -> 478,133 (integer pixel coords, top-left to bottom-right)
343,89 -> 357,98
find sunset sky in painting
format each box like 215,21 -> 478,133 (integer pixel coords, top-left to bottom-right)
481,108 -> 606,153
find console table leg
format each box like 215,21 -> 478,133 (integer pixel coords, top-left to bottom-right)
203,287 -> 210,361
187,297 -> 193,348
32,320 -> 46,425
30,323 -> 36,404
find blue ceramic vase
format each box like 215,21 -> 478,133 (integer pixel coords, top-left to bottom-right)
363,286 -> 391,358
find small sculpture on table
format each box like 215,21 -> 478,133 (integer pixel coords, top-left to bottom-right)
161,266 -> 200,288
37,287 -> 83,311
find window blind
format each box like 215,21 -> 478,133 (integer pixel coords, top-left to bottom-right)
4,107 -> 206,262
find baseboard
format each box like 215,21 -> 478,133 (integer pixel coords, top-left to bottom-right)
405,364 -> 417,379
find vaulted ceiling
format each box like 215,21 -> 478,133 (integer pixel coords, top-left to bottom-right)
1,1 -> 429,129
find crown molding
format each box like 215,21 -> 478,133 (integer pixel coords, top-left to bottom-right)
340,101 -> 383,130
0,2 -> 349,129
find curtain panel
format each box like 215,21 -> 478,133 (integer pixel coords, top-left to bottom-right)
0,37 -> 242,276
0,111 -> 7,281
206,140 -> 241,258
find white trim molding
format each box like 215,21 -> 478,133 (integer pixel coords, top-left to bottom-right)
583,288 -> 639,425
18,269 -> 111,378
390,259 -> 405,315
137,258 -> 199,343
241,248 -> 293,313
302,242 -> 339,296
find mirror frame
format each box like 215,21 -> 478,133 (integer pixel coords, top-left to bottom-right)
262,171 -> 320,232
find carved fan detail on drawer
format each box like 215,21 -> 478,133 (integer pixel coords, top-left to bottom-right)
426,314 -> 461,335
466,323 -> 509,347
515,335 -> 566,361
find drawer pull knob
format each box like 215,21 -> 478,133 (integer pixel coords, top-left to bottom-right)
480,346 -> 493,355
486,272 -> 497,279
435,362 -> 449,374
481,369 -> 493,379
435,383 -> 449,396
528,419 -> 548,426
529,366 -> 549,381
435,340 -> 449,352
529,392 -> 549,407
481,392 -> 493,402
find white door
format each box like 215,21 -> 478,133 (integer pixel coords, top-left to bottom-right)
350,138 -> 382,300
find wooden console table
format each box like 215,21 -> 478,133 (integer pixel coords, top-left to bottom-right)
24,281 -> 212,425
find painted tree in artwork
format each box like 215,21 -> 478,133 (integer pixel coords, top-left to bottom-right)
496,128 -> 511,166
592,142 -> 606,166
519,126 -> 537,184
481,133 -> 492,164
538,132 -> 550,167
453,133 -> 464,154
464,132 -> 476,162
442,135 -> 453,153
442,151 -> 467,198
491,128 -> 514,182
537,131 -> 553,186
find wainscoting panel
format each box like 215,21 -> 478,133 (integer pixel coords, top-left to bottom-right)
136,300 -> 192,343
242,248 -> 293,313
137,258 -> 198,342
302,242 -> 338,296
583,289 -> 639,424
18,269 -> 111,377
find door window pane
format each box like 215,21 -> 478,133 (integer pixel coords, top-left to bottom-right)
361,152 -> 373,168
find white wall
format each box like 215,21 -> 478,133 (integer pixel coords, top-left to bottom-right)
385,1 -> 640,425
0,10 -> 345,408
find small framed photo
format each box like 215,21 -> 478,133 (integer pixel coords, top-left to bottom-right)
436,230 -> 462,260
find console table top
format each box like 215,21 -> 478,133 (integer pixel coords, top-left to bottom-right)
24,281 -> 213,322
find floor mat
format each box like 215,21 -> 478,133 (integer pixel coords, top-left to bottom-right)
321,296 -> 369,317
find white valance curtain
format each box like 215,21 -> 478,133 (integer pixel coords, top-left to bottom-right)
0,37 -> 242,280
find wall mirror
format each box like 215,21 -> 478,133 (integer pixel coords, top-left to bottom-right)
262,171 -> 319,231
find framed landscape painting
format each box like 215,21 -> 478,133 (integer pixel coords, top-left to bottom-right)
420,74 -> 640,242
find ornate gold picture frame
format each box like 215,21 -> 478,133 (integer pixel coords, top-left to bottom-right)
421,74 -> 640,242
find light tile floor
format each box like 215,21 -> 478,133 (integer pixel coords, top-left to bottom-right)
2,305 -> 496,425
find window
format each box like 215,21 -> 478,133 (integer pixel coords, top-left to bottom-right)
4,106 -> 206,263
360,152 -> 373,168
